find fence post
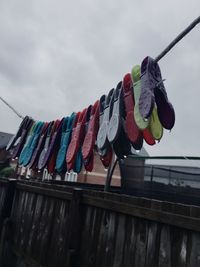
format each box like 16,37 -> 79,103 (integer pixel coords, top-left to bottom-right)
2,179 -> 16,217
65,188 -> 83,267
0,179 -> 16,232
0,178 -> 17,265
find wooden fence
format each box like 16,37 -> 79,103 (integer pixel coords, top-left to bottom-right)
0,178 -> 200,267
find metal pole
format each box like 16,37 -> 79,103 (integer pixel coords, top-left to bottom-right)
155,16 -> 200,62
0,96 -> 24,120
104,157 -> 119,191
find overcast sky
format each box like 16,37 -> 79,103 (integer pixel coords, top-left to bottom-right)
0,0 -> 200,159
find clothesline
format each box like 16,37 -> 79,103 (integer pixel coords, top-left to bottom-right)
2,16 -> 200,191
106,16 -> 200,191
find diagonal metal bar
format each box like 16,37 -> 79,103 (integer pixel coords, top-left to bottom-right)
155,16 -> 200,62
104,157 -> 119,191
0,96 -> 24,120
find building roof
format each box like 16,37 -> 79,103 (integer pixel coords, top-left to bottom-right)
0,132 -> 13,149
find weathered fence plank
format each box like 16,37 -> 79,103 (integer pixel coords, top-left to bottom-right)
171,228 -> 187,267
145,222 -> 161,267
158,225 -> 171,267
80,206 -> 95,267
103,212 -> 117,267
188,233 -> 200,266
112,214 -> 126,267
122,217 -> 136,267
1,179 -> 200,267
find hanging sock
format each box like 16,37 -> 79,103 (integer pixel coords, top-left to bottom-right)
55,113 -> 76,173
97,89 -> 114,150
139,57 -> 156,119
73,148 -> 83,173
122,73 -> 143,150
131,65 -> 149,130
37,121 -> 54,170
22,121 -> 45,166
47,118 -> 65,174
139,56 -> 175,130
108,81 -> 131,158
28,122 -> 49,169
81,105 -> 93,171
66,108 -> 87,171
131,65 -> 156,146
97,90 -> 114,167
11,117 -> 34,159
18,122 -> 40,165
37,120 -> 61,170
82,100 -> 100,171
149,107 -> 163,141
153,68 -> 175,130
6,116 -> 32,151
